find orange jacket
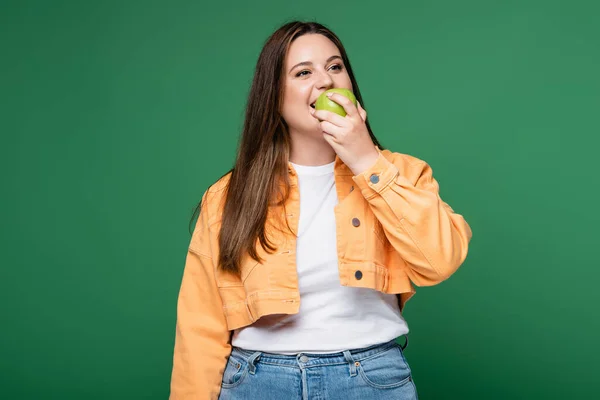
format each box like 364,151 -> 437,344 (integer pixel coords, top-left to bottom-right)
169,148 -> 473,399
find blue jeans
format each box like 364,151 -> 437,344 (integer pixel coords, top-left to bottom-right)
218,337 -> 418,399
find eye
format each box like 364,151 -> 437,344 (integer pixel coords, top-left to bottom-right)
295,64 -> 343,78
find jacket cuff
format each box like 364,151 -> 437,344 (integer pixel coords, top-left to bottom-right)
352,150 -> 400,199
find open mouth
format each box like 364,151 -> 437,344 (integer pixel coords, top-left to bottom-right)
310,102 -> 316,109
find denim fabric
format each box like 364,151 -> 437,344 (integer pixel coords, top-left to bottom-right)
218,338 -> 418,399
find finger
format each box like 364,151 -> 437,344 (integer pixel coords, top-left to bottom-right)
327,93 -> 359,119
313,109 -> 350,127
357,101 -> 367,121
322,130 -> 338,148
319,120 -> 344,139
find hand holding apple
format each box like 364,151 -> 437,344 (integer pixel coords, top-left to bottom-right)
314,88 -> 357,117
310,89 -> 379,175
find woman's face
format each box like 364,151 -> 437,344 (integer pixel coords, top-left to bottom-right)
280,34 -> 353,136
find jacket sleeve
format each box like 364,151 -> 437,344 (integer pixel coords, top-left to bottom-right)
352,151 -> 473,286
170,191 -> 231,400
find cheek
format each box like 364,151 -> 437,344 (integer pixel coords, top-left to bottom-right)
339,73 -> 353,88
281,96 -> 300,120
283,89 -> 307,112
280,81 -> 313,125
288,81 -> 311,100
281,96 -> 305,126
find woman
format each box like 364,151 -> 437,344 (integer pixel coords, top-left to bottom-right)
170,21 -> 472,400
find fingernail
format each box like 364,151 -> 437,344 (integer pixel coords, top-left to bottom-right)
326,92 -> 332,97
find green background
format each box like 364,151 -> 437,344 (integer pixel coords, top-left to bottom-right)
2,0 -> 598,398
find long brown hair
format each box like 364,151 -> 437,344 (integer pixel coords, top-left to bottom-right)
190,21 -> 384,275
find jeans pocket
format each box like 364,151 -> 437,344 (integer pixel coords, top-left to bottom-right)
357,346 -> 413,389
221,351 -> 249,389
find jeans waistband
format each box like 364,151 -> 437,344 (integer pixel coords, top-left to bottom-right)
231,336 -> 406,369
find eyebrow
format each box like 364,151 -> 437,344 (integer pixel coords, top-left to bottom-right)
288,55 -> 343,74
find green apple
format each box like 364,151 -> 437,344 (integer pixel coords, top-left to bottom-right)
314,88 -> 357,117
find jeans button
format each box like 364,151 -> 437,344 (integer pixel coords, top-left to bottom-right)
300,355 -> 309,363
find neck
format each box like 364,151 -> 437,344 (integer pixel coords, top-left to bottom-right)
288,131 -> 336,166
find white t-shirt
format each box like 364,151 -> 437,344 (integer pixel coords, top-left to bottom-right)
231,160 -> 408,354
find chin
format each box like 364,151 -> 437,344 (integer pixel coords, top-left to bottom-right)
291,126 -> 324,140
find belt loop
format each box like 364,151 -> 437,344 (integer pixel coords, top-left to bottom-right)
342,350 -> 357,377
400,334 -> 409,350
247,351 -> 262,375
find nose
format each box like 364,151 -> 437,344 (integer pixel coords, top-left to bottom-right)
315,69 -> 334,90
